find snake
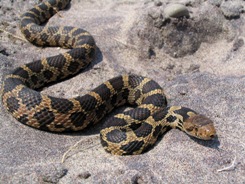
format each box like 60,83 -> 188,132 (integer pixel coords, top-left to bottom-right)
1,0 -> 216,155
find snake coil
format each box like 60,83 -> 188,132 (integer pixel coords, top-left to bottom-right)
1,0 -> 216,155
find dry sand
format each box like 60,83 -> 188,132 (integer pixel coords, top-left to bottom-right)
0,0 -> 245,183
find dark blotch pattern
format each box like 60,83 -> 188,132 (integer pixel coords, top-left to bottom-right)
152,110 -> 168,122
69,112 -> 86,127
72,28 -> 86,36
30,8 -> 41,18
6,97 -> 20,113
122,89 -> 129,101
100,136 -> 109,148
76,94 -> 98,111
128,122 -> 141,130
95,104 -> 107,119
30,25 -> 43,35
68,61 -> 80,73
40,12 -> 47,22
134,123 -> 153,138
13,68 -> 29,80
61,26 -> 74,34
120,140 -> 144,155
128,75 -> 144,88
3,78 -> 24,94
38,3 -> 49,12
108,76 -> 124,93
31,75 -> 39,85
166,115 -> 177,123
27,59 -> 44,73
142,81 -> 162,94
134,89 -> 141,101
143,94 -> 167,107
47,54 -> 66,68
48,8 -> 56,18
68,48 -> 86,60
106,129 -> 127,143
63,35 -> 71,45
21,18 -> 34,28
57,1 -> 64,9
110,94 -> 118,106
50,97 -> 74,113
76,35 -> 91,45
104,116 -> 128,127
174,108 -> 196,121
40,33 -> 49,42
93,83 -> 111,101
53,34 -> 61,45
18,87 -> 42,110
33,108 -> 55,126
43,70 -> 54,80
110,92 -> 126,107
88,46 -> 96,59
23,12 -> 37,19
47,26 -> 60,35
124,108 -> 151,121
153,125 -> 163,137
17,114 -> 29,125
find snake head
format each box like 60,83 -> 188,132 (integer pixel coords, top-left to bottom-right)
183,114 -> 216,140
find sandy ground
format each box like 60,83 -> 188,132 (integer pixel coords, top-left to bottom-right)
0,0 -> 245,183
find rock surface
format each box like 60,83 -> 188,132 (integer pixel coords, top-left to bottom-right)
0,0 -> 245,183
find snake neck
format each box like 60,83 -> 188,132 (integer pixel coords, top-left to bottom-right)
152,106 -> 197,130
160,106 -> 216,140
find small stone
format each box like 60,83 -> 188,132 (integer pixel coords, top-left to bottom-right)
154,0 -> 162,7
148,7 -> 162,19
233,38 -> 244,51
163,4 -> 190,18
221,1 -> 244,19
208,0 -> 222,7
0,47 -> 9,56
188,64 -> 200,73
166,64 -> 175,70
78,171 -> 91,179
148,48 -> 156,59
42,167 -> 68,183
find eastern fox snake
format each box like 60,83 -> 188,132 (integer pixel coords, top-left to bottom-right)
1,0 -> 216,155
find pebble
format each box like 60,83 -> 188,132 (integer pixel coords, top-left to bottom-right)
154,0 -> 162,7
208,0 -> 223,7
163,4 -> 190,18
220,1 -> 244,19
78,171 -> 91,179
232,38 -> 244,51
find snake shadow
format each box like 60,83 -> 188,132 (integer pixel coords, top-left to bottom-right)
189,136 -> 220,149
62,113 -> 220,155
143,131 -> 220,154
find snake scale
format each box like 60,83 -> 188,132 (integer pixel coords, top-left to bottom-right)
1,0 -> 216,155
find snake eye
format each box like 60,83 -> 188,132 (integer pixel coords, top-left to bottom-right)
209,134 -> 216,139
185,125 -> 195,132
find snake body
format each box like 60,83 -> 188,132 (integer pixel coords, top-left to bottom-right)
1,0 -> 216,155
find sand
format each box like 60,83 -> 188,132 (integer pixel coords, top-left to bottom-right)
0,0 -> 244,183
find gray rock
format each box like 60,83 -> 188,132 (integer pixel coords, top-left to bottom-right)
133,2 -> 225,57
163,3 -> 190,18
154,0 -> 162,7
221,1 -> 244,19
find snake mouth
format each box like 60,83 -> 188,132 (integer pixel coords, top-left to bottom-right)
183,114 -> 217,140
